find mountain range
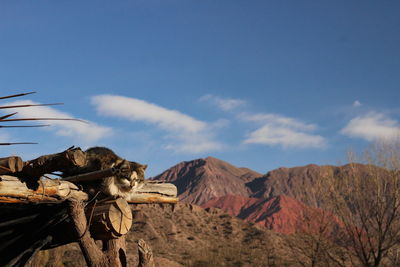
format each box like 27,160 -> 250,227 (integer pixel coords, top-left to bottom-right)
153,156 -> 345,234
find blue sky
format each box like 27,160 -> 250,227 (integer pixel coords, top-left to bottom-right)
1,1 -> 399,177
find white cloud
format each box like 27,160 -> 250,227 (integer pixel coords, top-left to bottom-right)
199,94 -> 246,111
3,100 -> 112,144
341,112 -> 400,141
353,100 -> 362,107
91,95 -> 223,154
242,113 -> 317,131
240,113 -> 326,148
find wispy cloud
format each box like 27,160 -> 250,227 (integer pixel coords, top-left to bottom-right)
3,100 -> 112,144
353,100 -> 362,107
341,112 -> 400,141
199,94 -> 246,111
91,95 -> 223,154
240,113 -> 326,148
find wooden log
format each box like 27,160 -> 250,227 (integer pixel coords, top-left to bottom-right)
131,181 -> 177,197
20,147 -> 86,179
88,198 -> 132,240
137,239 -> 155,267
127,181 -> 178,204
68,199 -> 127,267
0,175 -> 88,203
68,199 -> 107,266
104,237 -> 127,267
127,193 -> 178,204
0,157 -> 24,175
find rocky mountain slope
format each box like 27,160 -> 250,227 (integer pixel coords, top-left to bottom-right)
152,157 -> 261,205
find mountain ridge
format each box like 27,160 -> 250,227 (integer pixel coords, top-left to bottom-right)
152,156 -> 354,235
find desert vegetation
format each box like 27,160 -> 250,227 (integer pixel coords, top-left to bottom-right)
291,141 -> 400,267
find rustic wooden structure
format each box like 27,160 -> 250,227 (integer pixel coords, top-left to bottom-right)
0,92 -> 175,266
0,148 -> 178,267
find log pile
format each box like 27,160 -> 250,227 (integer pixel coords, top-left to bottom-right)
0,147 -> 178,204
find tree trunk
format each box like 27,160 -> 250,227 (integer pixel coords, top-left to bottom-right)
67,199 -> 127,267
20,147 -> 86,179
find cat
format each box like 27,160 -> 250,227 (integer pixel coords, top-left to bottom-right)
63,147 -> 147,199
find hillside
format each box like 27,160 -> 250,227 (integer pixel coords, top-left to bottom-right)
30,203 -> 293,266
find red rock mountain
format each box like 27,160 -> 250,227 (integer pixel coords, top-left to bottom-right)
152,157 -> 261,205
202,194 -> 337,234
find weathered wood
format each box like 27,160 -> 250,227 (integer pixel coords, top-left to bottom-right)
68,199 -> 127,267
104,237 -> 127,267
138,239 -> 155,267
127,182 -> 178,204
127,193 -> 178,204
0,175 -> 88,203
89,198 -> 132,240
20,147 -> 86,179
68,199 -> 106,267
0,174 -> 177,204
0,157 -> 24,175
132,181 -> 177,197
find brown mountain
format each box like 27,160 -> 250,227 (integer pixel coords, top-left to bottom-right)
153,159 -> 354,236
152,157 -> 262,205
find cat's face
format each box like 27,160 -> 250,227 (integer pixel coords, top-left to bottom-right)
114,160 -> 147,190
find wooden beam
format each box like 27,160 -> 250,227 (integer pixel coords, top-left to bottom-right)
0,175 -> 88,203
127,193 -> 178,204
127,181 -> 178,204
131,181 -> 177,197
